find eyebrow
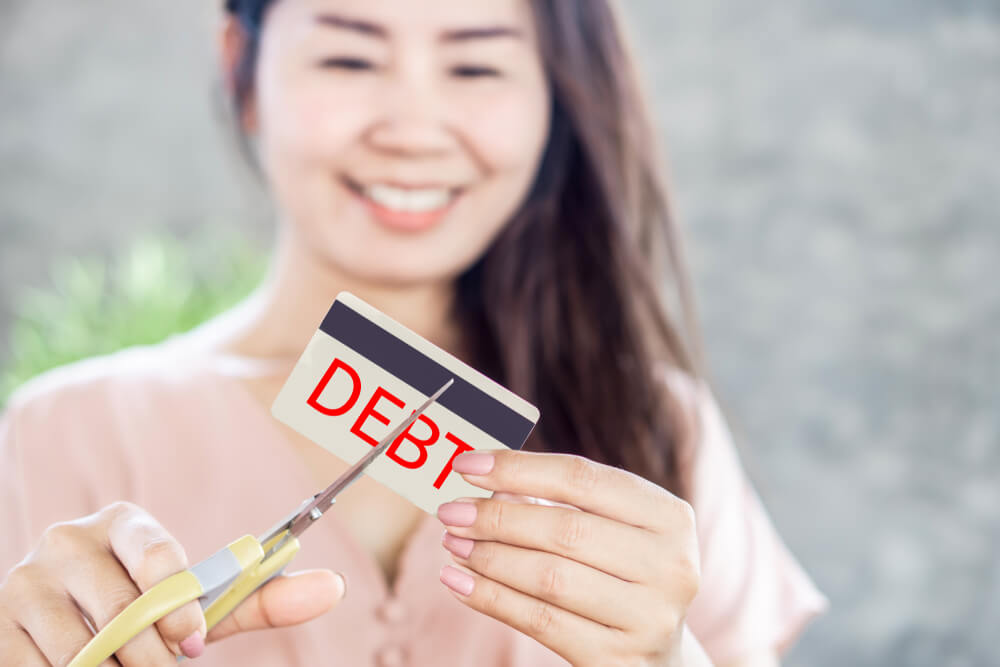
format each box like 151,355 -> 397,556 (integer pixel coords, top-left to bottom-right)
441,26 -> 524,43
314,13 -> 523,43
314,13 -> 387,38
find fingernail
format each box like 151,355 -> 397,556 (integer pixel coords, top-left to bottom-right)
437,502 -> 477,527
335,571 -> 348,598
442,531 -> 475,559
440,565 -> 475,596
180,631 -> 205,659
452,452 -> 494,475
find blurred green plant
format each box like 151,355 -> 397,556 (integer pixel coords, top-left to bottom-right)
0,235 -> 268,405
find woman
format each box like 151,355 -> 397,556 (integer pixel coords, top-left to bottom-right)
0,0 -> 826,665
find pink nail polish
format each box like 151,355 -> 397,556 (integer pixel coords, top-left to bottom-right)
440,565 -> 475,596
437,502 -> 477,527
180,631 -> 205,659
442,531 -> 475,559
452,452 -> 495,475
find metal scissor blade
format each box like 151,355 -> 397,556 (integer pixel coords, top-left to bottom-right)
285,378 -> 454,539
257,498 -> 313,544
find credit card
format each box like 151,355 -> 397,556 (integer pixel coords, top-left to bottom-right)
271,292 -> 540,513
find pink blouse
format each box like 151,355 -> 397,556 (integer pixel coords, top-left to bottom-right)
0,336 -> 826,665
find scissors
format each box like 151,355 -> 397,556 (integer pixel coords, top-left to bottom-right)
68,378 -> 454,667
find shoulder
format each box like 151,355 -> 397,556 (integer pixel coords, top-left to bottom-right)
655,366 -> 756,530
655,366 -> 734,473
0,343 -> 178,542
657,369 -> 829,661
0,334 -> 227,528
3,333 -> 211,447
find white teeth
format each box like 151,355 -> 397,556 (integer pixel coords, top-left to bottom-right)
365,184 -> 452,212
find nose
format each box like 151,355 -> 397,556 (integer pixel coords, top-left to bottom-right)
367,119 -> 454,158
365,64 -> 455,158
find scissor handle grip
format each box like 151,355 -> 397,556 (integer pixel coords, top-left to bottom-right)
68,535 -> 268,667
203,530 -> 301,633
67,569 -> 204,667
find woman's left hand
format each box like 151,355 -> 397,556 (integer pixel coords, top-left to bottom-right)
436,449 -> 702,667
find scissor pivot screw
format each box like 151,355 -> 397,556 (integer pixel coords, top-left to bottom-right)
309,507 -> 323,521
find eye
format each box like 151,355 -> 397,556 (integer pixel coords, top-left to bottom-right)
318,56 -> 376,71
450,64 -> 502,78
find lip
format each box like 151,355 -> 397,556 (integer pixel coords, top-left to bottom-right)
341,175 -> 464,233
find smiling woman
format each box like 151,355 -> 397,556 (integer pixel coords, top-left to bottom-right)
0,1 -> 825,666
230,0 -> 551,286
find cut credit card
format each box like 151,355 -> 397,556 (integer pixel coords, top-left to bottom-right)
271,292 -> 540,513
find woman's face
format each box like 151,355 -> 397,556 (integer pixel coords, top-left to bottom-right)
247,0 -> 550,285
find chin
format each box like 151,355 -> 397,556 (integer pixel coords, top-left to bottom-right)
287,190 -> 514,288
318,239 -> 481,288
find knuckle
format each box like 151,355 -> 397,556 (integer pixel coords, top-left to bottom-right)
157,602 -> 203,642
53,639 -> 91,667
485,501 -> 506,534
479,580 -> 504,616
664,537 -> 701,600
566,456 -> 600,492
676,499 -> 697,529
102,500 -> 140,522
554,512 -> 589,551
527,601 -> 556,636
2,562 -> 44,599
649,603 -> 682,637
39,522 -> 85,555
135,539 -> 185,588
657,497 -> 696,534
502,452 -> 525,481
639,608 -> 681,651
664,606 -> 683,634
653,543 -> 700,603
538,563 -> 568,602
99,585 -> 140,624
675,562 -> 701,604
474,542 -> 498,574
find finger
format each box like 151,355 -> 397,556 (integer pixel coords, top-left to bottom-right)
439,563 -> 617,665
206,570 -> 345,642
438,499 -> 661,583
489,492 -> 537,504
490,492 -> 579,510
13,578 -> 123,667
442,532 -> 657,630
63,542 -> 186,664
455,450 -> 683,531
0,625 -> 53,667
104,503 -> 206,654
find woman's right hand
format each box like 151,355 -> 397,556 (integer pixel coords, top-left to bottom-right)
0,501 -> 346,666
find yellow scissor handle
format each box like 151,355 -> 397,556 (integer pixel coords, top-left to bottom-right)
203,530 -> 301,632
68,534 -> 270,667
67,569 -> 204,667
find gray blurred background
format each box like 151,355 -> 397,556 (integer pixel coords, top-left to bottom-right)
1,1 -> 997,665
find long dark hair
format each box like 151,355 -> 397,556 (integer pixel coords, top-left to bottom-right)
224,0 -> 701,498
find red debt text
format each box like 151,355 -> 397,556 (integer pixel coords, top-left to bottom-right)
306,357 -> 475,489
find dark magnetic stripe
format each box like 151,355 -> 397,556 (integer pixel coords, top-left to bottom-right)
319,301 -> 535,450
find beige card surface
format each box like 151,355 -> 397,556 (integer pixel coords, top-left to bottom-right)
270,292 -> 540,513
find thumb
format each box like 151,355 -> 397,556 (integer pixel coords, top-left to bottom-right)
206,569 -> 346,642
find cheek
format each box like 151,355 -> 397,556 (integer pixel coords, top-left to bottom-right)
257,77 -> 370,168
255,73 -> 381,234
461,86 -> 551,176
452,87 -> 551,246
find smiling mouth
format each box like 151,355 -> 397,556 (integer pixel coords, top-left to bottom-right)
341,175 -> 464,214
